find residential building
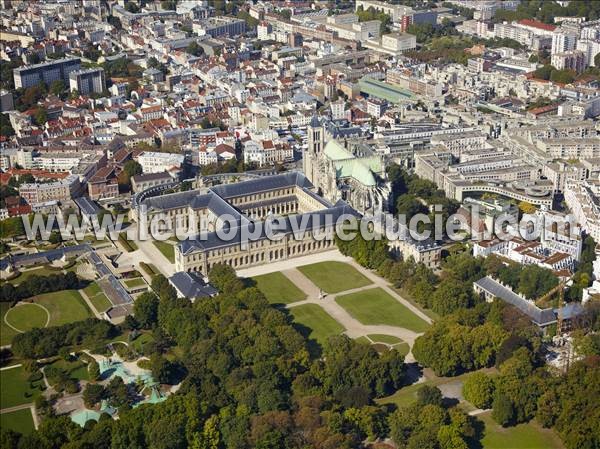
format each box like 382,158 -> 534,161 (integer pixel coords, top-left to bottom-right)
13,57 -> 81,89
69,68 -> 106,95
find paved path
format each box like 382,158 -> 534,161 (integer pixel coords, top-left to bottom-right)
0,363 -> 21,371
128,223 -> 175,277
237,250 -> 347,278
280,264 -> 430,363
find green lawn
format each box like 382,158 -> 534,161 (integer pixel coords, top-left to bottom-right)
131,332 -> 154,354
89,292 -> 112,313
33,290 -> 92,326
0,408 -> 35,435
289,304 -> 345,348
5,303 -> 48,332
478,412 -> 565,449
83,282 -> 112,313
124,277 -> 147,288
298,261 -> 372,293
46,358 -> 90,382
355,336 -> 371,345
4,266 -> 58,285
252,272 -> 307,304
83,282 -> 101,297
367,334 -> 403,345
335,287 -> 430,333
153,240 -> 175,263
0,302 -> 20,345
378,370 -> 492,409
0,365 -> 43,409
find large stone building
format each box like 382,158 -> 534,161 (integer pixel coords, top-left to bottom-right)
303,116 -> 389,214
135,172 -> 359,275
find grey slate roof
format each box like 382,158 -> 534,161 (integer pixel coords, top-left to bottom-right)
169,271 -> 218,300
1,244 -> 91,270
178,202 -> 360,253
75,196 -> 100,216
474,276 -> 556,326
209,171 -> 313,199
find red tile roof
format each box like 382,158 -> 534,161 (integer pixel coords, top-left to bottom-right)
518,19 -> 556,32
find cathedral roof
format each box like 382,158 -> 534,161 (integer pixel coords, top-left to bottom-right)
323,139 -> 353,160
335,159 -> 378,187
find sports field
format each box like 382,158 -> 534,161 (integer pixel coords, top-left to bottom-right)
5,303 -> 48,332
298,261 -> 372,293
335,287 -> 430,333
252,272 -> 307,304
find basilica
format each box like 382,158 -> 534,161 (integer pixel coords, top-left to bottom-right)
303,116 -> 390,214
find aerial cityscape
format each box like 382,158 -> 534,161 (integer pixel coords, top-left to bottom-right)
0,0 -> 599,448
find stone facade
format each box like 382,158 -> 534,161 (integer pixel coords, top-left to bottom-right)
135,172 -> 359,275
303,116 -> 389,214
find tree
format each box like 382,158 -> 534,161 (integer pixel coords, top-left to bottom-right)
83,383 -> 104,408
208,263 -> 244,295
518,201 -> 536,214
463,372 -> 495,409
133,292 -> 159,328
186,41 -> 204,57
417,385 -> 444,407
161,0 -> 177,10
595,53 -> 600,68
492,393 -> 515,427
0,113 -> 15,137
34,107 -> 48,126
88,359 -> 100,380
550,68 -> 575,84
150,354 -> 176,384
50,80 -> 66,96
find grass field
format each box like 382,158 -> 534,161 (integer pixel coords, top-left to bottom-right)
5,266 -> 58,285
124,277 -> 147,288
366,334 -> 403,345
0,366 -> 43,409
153,240 -> 175,263
298,261 -> 372,293
478,412 -> 565,449
335,287 -> 430,333
33,290 -> 92,326
0,408 -> 35,435
46,358 -> 90,382
252,272 -> 307,304
0,302 -> 19,346
5,303 -> 48,332
289,304 -> 345,349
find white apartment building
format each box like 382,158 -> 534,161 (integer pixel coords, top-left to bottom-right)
552,29 -> 578,54
137,151 -> 184,174
564,179 -> 600,242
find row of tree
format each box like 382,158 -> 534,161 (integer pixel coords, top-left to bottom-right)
1,271 -> 80,304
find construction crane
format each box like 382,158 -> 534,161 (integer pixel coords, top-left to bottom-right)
538,281 -> 566,334
538,280 -> 573,372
